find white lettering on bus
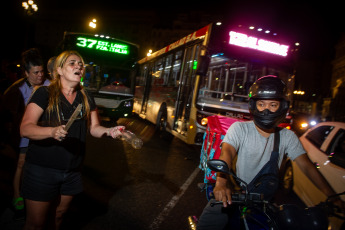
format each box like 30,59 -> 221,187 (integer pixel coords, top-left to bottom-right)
229,31 -> 289,57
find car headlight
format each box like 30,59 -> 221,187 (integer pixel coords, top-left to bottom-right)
124,100 -> 132,107
310,120 -> 317,126
301,122 -> 308,128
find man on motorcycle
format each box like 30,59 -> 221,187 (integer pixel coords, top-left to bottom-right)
197,75 -> 342,230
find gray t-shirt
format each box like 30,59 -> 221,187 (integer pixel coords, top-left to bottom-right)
222,121 -> 305,184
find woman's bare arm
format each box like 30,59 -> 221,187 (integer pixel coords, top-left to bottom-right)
20,103 -> 67,141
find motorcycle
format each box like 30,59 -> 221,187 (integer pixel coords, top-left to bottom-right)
188,159 -> 345,230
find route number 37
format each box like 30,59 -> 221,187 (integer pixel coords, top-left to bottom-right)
76,37 -> 97,48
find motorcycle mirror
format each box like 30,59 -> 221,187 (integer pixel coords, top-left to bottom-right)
207,160 -> 230,174
207,159 -> 249,191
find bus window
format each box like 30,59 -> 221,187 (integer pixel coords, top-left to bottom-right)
152,58 -> 163,85
209,67 -> 227,98
228,64 -> 247,96
162,54 -> 172,85
169,50 -> 183,87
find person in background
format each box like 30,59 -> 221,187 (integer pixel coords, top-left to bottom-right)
20,50 -> 125,229
2,48 -> 50,214
47,56 -> 56,80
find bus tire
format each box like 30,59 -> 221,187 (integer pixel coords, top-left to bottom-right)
156,109 -> 173,141
156,109 -> 167,132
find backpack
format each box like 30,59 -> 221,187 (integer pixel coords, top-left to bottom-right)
199,115 -> 243,184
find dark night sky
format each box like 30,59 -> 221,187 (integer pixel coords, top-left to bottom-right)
5,0 -> 344,57
12,0 -> 344,57
3,0 -> 344,95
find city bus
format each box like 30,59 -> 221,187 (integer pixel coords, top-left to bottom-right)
59,32 -> 139,121
134,23 -> 296,144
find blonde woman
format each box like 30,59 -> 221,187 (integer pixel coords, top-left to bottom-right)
20,50 -> 124,229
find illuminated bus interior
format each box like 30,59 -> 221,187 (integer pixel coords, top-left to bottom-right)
197,53 -> 294,120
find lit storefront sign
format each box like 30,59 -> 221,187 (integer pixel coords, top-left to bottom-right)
76,37 -> 129,55
229,31 -> 289,57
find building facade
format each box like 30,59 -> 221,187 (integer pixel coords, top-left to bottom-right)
328,34 -> 345,121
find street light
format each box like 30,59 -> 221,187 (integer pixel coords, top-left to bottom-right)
89,18 -> 97,29
293,90 -> 305,95
22,0 -> 38,16
147,49 -> 152,56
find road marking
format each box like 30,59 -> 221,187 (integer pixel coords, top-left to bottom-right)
149,167 -> 200,230
139,125 -> 149,136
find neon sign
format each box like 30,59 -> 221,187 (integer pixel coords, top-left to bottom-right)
229,31 -> 289,57
76,37 -> 129,55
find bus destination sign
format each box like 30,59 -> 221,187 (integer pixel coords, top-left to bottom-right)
229,31 -> 289,57
76,37 -> 129,55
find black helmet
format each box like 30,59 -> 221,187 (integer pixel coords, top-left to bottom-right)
248,75 -> 290,130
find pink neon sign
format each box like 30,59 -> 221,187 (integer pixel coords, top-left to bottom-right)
229,31 -> 289,57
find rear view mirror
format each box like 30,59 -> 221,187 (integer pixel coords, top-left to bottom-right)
207,159 -> 249,191
207,159 -> 230,174
196,55 -> 210,76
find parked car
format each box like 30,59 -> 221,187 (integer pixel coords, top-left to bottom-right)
281,122 -> 345,229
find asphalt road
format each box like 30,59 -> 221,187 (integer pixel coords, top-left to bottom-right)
0,115 -> 305,230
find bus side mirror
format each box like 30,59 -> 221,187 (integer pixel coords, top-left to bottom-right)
196,55 -> 210,77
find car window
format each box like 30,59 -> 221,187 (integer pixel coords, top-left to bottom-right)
328,129 -> 345,169
305,125 -> 334,149
329,129 -> 345,155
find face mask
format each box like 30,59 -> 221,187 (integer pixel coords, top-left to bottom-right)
252,108 -> 285,130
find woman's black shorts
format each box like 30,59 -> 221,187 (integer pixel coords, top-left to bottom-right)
21,162 -> 83,201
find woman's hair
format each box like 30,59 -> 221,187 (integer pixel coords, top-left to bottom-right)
46,50 -> 91,126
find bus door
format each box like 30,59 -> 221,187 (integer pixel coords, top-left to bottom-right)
140,63 -> 152,115
173,43 -> 201,135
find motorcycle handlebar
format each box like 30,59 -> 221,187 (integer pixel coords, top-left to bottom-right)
210,192 -> 268,207
210,191 -> 345,222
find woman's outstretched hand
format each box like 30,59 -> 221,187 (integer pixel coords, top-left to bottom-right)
108,126 -> 126,139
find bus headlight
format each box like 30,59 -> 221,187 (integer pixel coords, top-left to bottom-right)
301,122 -> 308,129
201,118 -> 208,126
197,112 -> 209,126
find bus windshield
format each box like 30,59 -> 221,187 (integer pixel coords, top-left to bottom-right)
59,32 -> 139,121
197,53 -> 293,119
60,32 -> 139,91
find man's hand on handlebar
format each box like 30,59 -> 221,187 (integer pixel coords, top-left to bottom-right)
213,183 -> 232,208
